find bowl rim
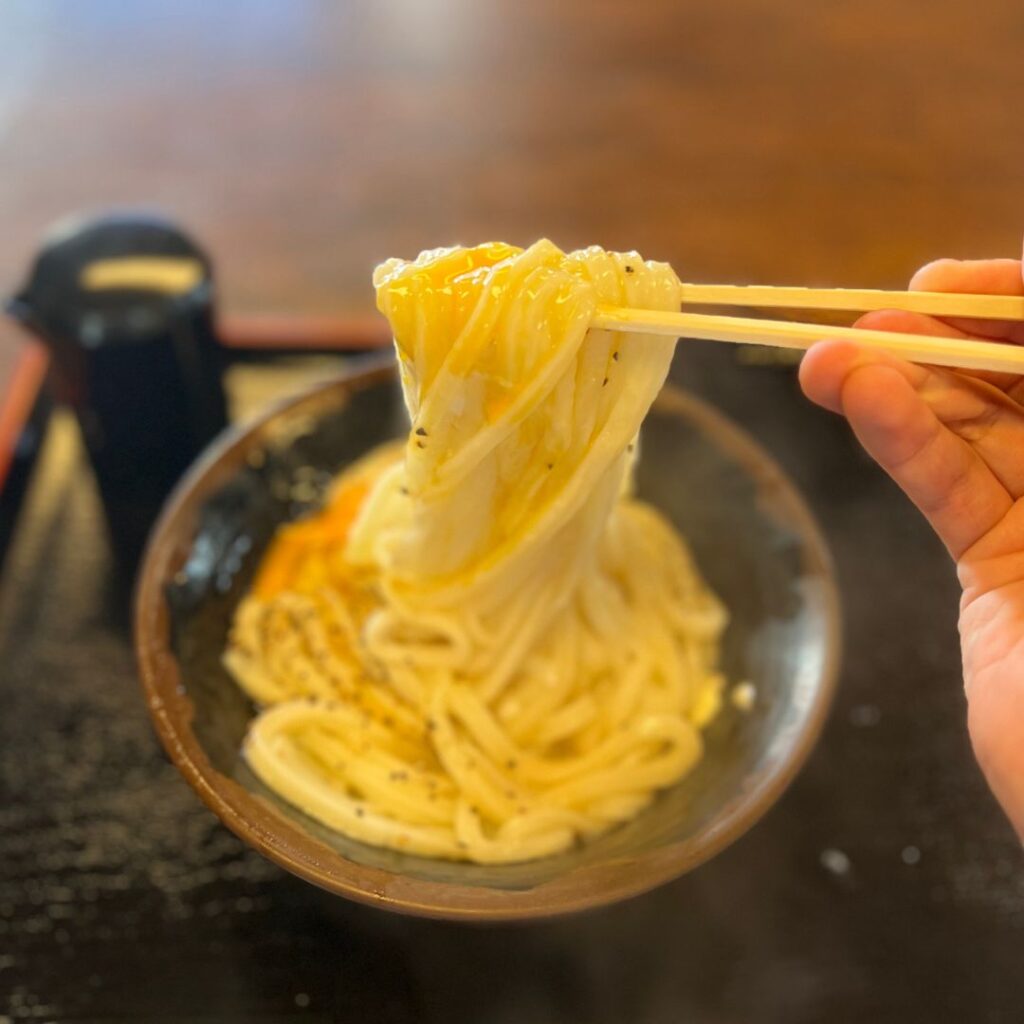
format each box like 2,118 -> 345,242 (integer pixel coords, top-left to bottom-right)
135,358 -> 841,921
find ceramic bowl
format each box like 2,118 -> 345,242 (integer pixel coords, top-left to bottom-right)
135,360 -> 840,920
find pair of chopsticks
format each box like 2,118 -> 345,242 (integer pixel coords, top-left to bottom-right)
593,285 -> 1024,374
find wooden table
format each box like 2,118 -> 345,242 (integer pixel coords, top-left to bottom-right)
2,0 -> 1022,317
1,3 -> 1023,1021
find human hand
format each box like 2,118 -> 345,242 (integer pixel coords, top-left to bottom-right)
799,253 -> 1024,839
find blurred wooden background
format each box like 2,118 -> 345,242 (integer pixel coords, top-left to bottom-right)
1,0 -> 1021,323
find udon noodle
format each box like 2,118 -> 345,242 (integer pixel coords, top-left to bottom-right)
225,240 -> 728,863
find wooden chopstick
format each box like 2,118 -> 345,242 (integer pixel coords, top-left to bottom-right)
678,283 -> 1024,321
591,307 -> 1024,375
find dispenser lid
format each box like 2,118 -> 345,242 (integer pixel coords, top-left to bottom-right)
8,211 -> 214,346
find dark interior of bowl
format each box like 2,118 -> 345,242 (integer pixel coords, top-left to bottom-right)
163,364 -> 837,898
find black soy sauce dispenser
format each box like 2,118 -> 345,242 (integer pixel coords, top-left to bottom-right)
7,212 -> 229,577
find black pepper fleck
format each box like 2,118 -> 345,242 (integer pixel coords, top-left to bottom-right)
415,427 -> 428,436
602,377 -> 609,387
625,265 -> 634,273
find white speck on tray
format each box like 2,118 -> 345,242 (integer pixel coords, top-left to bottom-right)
849,703 -> 882,727
820,848 -> 851,876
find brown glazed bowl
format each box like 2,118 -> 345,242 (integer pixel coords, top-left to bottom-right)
136,360 -> 840,921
